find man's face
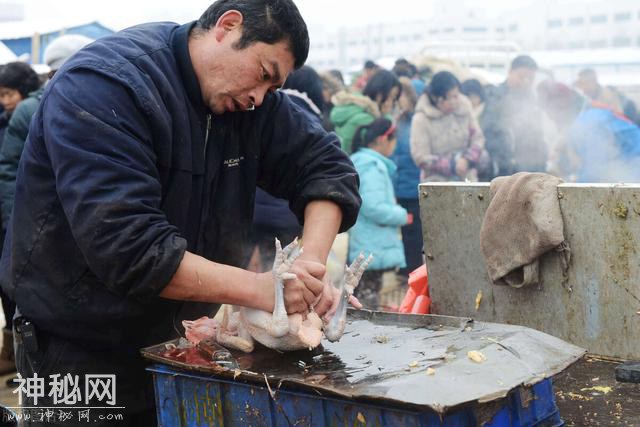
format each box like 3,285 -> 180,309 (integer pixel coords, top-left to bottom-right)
508,67 -> 536,92
190,16 -> 295,115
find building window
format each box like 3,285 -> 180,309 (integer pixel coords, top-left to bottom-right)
568,17 -> 584,26
589,39 -> 607,48
413,33 -> 423,40
614,12 -> 631,22
443,27 -> 455,33
386,36 -> 395,43
590,15 -> 607,24
547,19 -> 563,28
612,36 -> 631,47
568,41 -> 585,49
508,24 -> 519,32
496,27 -> 505,33
428,29 -> 440,35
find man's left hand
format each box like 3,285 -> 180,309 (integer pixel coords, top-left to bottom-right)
313,277 -> 363,318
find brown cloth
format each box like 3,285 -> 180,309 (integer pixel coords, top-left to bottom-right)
480,172 -> 570,288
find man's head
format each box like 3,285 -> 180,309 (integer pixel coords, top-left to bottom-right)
190,0 -> 309,114
363,60 -> 380,78
574,68 -> 599,99
507,55 -> 538,92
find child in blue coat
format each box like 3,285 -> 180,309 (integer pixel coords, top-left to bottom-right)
349,118 -> 410,309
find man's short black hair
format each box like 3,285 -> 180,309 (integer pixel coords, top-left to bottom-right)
510,55 -> 538,71
364,60 -> 378,70
0,62 -> 40,98
196,0 -> 309,69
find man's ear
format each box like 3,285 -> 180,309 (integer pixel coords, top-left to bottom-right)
213,10 -> 244,42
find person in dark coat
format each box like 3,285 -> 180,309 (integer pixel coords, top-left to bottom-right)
0,61 -> 41,376
391,77 -> 423,278
481,55 -> 547,177
0,1 -> 361,425
250,65 -> 326,271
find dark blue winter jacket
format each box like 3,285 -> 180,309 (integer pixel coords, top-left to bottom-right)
0,22 -> 360,352
391,113 -> 421,199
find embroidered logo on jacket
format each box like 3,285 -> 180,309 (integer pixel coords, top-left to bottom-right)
223,156 -> 244,168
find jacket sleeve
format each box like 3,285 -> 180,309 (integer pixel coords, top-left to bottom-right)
410,111 -> 454,177
358,164 -> 408,226
40,69 -> 187,302
257,94 -> 361,233
0,100 -> 37,229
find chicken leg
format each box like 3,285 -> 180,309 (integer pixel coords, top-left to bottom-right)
324,253 -> 372,342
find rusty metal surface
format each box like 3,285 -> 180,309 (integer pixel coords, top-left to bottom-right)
419,182 -> 640,359
141,310 -> 584,414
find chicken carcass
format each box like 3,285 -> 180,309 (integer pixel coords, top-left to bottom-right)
183,238 -> 371,352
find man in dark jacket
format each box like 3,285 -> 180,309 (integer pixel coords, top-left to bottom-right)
481,55 -> 547,177
1,1 -> 361,425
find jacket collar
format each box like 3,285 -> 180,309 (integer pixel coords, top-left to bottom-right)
172,21 -> 208,113
357,148 -> 397,174
331,91 -> 381,117
416,93 -> 472,119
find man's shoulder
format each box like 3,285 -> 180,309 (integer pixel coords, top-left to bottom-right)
62,22 -> 179,77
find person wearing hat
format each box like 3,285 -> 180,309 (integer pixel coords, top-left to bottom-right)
43,33 -> 94,77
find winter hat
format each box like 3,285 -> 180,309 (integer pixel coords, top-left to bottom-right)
43,34 -> 94,70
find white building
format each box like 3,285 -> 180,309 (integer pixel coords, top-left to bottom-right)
0,1 -> 24,22
538,0 -> 640,50
307,0 -> 640,73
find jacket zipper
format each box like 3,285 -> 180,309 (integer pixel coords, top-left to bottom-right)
204,113 -> 212,157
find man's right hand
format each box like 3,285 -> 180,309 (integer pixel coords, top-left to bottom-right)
286,258 -> 326,313
257,258 -> 326,314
